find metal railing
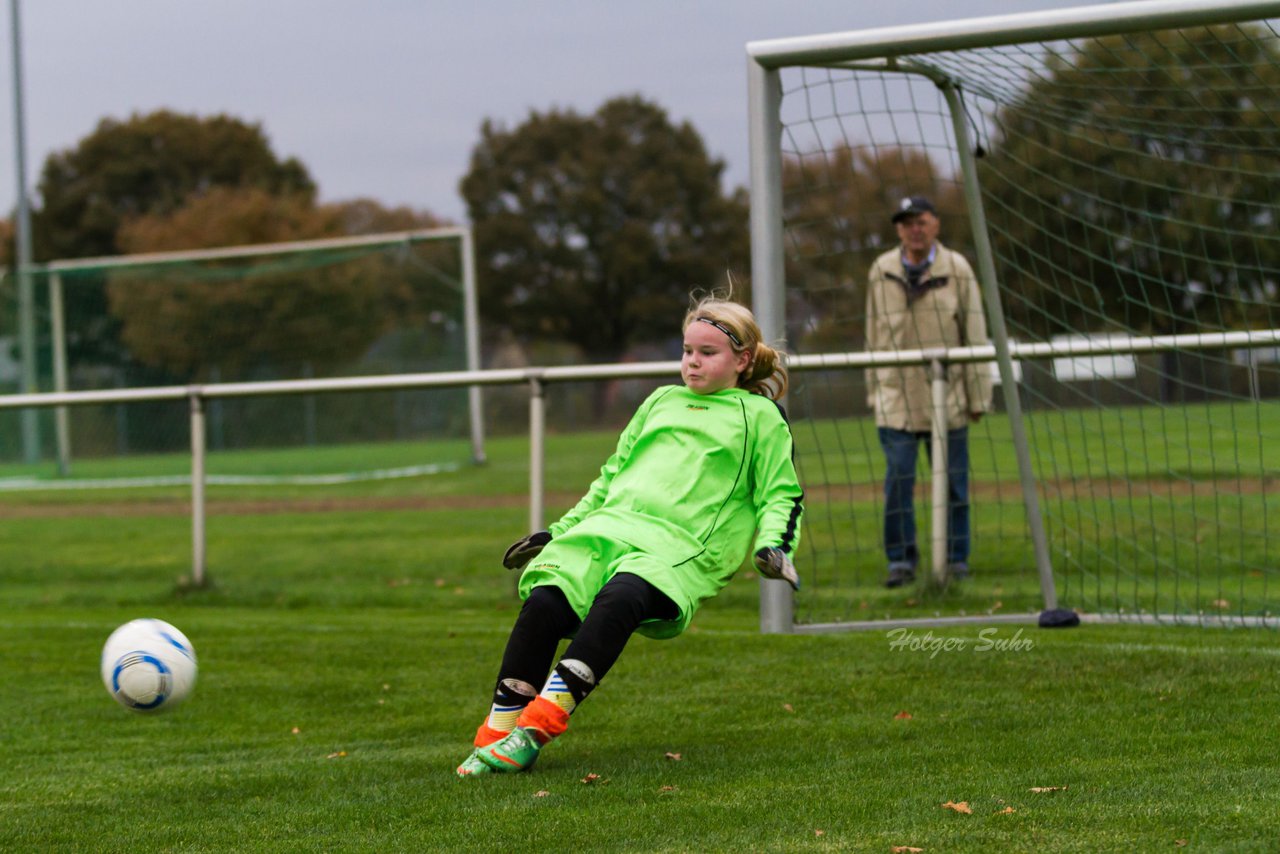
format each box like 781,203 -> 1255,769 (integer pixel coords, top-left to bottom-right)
2,327 -> 1278,629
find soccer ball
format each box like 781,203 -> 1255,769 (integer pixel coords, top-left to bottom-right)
100,618 -> 198,713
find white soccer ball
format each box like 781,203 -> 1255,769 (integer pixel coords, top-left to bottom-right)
101,618 -> 198,713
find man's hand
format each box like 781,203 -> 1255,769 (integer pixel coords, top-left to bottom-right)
754,547 -> 800,591
502,531 -> 552,570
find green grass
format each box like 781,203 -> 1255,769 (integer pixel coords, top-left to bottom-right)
2,505 -> 1279,852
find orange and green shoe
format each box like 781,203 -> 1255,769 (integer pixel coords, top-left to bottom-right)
456,749 -> 493,777
476,726 -> 543,773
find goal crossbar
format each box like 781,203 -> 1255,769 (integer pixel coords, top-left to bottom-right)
747,0 -> 1280,67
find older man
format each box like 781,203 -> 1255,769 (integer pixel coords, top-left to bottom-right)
864,196 -> 993,588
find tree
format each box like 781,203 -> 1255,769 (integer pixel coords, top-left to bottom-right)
460,95 -> 748,364
108,188 -> 445,380
34,110 -> 314,261
0,217 -> 13,373
0,217 -> 12,268
781,144 -> 967,351
980,25 -> 1280,338
30,110 -> 316,371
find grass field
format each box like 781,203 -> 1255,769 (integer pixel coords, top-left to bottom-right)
2,418 -> 1278,851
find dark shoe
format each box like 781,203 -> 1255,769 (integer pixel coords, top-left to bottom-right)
947,562 -> 970,581
885,562 -> 916,588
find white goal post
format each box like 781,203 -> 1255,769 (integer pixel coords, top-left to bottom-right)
747,0 -> 1280,632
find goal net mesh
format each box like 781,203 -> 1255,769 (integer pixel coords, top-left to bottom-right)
1,234 -> 474,486
775,16 -> 1279,626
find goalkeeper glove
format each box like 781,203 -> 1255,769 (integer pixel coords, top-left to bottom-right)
754,547 -> 800,591
502,531 -> 552,570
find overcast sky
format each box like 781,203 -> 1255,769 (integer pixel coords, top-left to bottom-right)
2,0 -> 1118,225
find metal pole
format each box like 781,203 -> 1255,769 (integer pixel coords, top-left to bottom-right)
50,272 -> 71,476
748,57 -> 794,634
460,228 -> 487,465
929,358 -> 948,585
940,80 -> 1057,610
9,0 -> 38,464
528,375 -> 545,533
189,390 -> 207,587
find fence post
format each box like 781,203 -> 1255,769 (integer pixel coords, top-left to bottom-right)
50,271 -> 71,476
528,375 -> 545,533
189,388 -> 207,588
929,357 -> 949,585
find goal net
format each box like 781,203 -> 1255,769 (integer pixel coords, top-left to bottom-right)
1,229 -> 483,487
748,1 -> 1280,629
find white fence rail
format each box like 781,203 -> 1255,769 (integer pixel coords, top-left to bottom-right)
2,328 -> 1278,624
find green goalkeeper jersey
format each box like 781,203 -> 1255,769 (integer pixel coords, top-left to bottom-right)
519,384 -> 804,638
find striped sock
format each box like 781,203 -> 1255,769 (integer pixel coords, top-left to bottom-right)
539,671 -> 578,714
538,659 -> 595,715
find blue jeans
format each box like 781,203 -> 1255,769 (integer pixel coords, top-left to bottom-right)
877,426 -> 970,566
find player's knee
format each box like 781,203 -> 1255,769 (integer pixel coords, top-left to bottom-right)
519,585 -> 580,636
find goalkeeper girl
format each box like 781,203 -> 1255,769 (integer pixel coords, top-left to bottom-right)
457,295 -> 804,776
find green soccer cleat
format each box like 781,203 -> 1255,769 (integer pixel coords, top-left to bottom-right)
476,726 -> 543,773
456,749 -> 494,777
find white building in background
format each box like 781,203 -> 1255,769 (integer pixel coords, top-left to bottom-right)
1050,333 -> 1138,382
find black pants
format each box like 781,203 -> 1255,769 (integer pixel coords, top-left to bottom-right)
496,572 -> 679,694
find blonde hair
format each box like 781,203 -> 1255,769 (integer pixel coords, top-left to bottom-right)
682,295 -> 788,400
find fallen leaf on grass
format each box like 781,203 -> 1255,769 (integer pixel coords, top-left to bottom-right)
1212,599 -> 1230,609
1029,786 -> 1068,793
291,726 -> 301,735
813,829 -> 824,837
941,801 -> 972,814
326,751 -> 347,759
533,790 -> 550,798
997,806 -> 1016,814
1175,840 -> 1188,847
894,711 -> 913,720
783,703 -> 795,713
659,785 -> 678,792
581,773 -> 607,784
664,752 -> 683,761
891,846 -> 924,853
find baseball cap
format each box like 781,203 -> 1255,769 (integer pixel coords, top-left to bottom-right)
891,196 -> 937,224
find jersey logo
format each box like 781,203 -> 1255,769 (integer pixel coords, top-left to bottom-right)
685,404 -> 710,411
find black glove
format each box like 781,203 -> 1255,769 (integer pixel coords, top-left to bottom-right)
754,547 -> 800,591
503,531 -> 552,570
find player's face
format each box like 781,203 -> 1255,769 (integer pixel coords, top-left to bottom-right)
682,321 -> 751,394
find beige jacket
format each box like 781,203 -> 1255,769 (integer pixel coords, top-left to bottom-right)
864,242 -> 993,431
